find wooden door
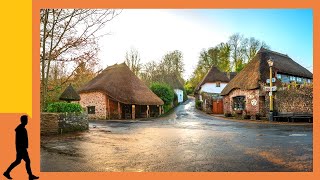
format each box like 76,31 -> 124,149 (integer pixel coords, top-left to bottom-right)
213,99 -> 224,114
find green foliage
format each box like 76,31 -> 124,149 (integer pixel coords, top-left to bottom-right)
184,82 -> 194,95
195,100 -> 202,109
150,82 -> 174,105
183,89 -> 188,102
46,102 -> 83,113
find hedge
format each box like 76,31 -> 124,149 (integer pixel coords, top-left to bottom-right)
46,102 -> 83,113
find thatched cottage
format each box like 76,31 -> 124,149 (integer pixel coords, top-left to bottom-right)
78,63 -> 164,120
194,66 -> 236,114
221,48 -> 313,117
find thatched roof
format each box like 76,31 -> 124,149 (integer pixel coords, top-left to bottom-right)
221,48 -> 313,96
162,74 -> 184,90
78,63 -> 164,105
59,84 -> 81,102
195,66 -> 236,92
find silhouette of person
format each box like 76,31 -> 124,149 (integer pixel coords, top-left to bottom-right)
3,115 -> 39,180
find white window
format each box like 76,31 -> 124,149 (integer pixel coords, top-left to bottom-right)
290,76 -> 296,81
276,74 -> 282,79
297,77 -> 302,82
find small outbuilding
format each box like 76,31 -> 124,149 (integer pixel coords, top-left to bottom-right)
78,63 -> 164,120
221,48 -> 313,118
59,84 -> 81,103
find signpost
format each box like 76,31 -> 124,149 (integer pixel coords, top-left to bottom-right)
264,86 -> 277,92
266,78 -> 276,84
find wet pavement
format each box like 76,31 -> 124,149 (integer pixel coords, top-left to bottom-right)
41,98 -> 312,172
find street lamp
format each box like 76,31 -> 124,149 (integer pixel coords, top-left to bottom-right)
267,58 -> 274,121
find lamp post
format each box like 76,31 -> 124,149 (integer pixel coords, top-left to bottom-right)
267,58 -> 274,121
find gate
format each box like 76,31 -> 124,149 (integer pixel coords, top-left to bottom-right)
212,99 -> 224,114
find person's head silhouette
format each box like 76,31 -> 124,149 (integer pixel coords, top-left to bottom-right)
20,115 -> 28,126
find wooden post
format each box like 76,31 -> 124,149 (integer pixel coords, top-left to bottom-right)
132,105 -> 135,120
159,105 -> 162,115
147,105 -> 150,118
107,98 -> 110,119
118,102 -> 121,119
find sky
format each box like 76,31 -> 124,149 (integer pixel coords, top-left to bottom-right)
97,9 -> 313,79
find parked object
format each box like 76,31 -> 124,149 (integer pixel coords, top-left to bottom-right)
78,63 -> 164,120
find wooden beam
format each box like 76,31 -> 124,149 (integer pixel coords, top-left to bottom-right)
118,102 -> 121,119
159,105 -> 161,115
147,105 -> 150,118
107,98 -> 110,119
132,105 -> 135,120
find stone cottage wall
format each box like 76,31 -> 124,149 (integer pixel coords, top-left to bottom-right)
265,85 -> 313,114
223,89 -> 261,116
80,92 -> 106,119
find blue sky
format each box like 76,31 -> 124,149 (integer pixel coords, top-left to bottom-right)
99,9 -> 313,78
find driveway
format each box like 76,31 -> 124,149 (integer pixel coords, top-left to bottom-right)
41,98 -> 312,172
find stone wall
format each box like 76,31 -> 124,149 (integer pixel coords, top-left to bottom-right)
41,113 -> 59,135
223,89 -> 262,116
265,85 -> 313,114
41,112 -> 89,135
58,112 -> 89,133
79,92 -> 106,119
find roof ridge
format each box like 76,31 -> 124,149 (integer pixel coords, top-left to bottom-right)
259,48 -> 289,58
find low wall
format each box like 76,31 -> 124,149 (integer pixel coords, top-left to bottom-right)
265,85 -> 313,114
41,113 -> 59,135
41,112 -> 89,135
58,112 -> 89,133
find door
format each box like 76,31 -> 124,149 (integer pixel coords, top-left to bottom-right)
213,99 -> 224,114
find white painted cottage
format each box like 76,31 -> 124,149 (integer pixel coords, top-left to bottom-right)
195,66 -> 236,113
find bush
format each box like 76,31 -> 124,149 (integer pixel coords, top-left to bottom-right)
46,102 -> 83,113
183,89 -> 188,102
195,100 -> 202,109
150,82 -> 174,106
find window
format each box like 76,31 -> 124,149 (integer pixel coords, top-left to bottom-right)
290,76 -> 296,81
232,96 -> 246,111
281,74 -> 290,83
87,106 -> 95,114
307,79 -> 311,83
216,82 -> 221,87
297,77 -> 302,82
276,73 -> 282,79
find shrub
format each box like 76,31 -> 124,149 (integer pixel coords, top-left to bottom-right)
46,102 -> 83,113
183,89 -> 188,102
195,100 -> 202,109
150,82 -> 174,106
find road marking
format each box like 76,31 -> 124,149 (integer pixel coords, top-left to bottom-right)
289,134 -> 307,136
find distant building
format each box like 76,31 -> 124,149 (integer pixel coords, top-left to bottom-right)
221,48 -> 313,118
194,66 -> 236,114
78,63 -> 164,120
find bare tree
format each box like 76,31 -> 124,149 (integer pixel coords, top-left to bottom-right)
125,48 -> 142,76
40,9 -> 121,111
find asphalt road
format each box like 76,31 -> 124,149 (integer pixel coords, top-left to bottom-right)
41,98 -> 312,172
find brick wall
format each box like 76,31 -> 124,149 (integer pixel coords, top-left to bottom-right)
223,89 -> 261,116
79,92 -> 106,119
